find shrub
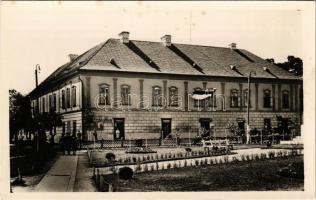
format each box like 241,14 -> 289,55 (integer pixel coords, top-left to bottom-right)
268,151 -> 275,159
118,167 -> 133,180
105,152 -> 116,161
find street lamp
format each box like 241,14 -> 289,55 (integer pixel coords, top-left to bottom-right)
246,71 -> 256,144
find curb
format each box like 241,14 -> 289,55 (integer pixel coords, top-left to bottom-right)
67,155 -> 79,192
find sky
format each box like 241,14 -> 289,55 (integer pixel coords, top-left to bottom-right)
0,1 -> 308,95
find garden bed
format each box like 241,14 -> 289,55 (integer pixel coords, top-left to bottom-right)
88,147 -> 234,167
116,155 -> 304,191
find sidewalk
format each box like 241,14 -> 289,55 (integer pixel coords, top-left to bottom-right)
73,151 -> 96,192
35,155 -> 78,192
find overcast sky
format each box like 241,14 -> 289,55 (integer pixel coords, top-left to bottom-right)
0,1 -> 309,95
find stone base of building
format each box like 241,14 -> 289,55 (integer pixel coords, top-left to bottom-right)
82,110 -> 302,141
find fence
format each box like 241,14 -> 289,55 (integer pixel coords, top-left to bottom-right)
82,138 -> 177,149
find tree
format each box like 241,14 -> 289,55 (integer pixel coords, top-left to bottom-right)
9,89 -> 34,142
266,56 -> 303,76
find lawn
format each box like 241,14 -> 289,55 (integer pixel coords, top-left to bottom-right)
116,155 -> 304,191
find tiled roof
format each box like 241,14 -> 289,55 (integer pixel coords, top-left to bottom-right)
30,37 -> 301,96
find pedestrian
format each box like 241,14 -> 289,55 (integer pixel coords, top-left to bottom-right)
77,131 -> 82,149
71,134 -> 78,155
115,128 -> 120,139
64,133 -> 72,155
93,129 -> 98,141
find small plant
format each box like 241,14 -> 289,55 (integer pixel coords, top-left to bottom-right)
232,156 -> 238,163
210,159 -> 214,165
147,155 -> 150,161
268,151 -> 275,159
156,162 -> 159,170
105,152 -> 116,162
245,155 -> 250,161
132,156 -> 137,163
254,154 -> 260,160
161,164 -> 165,170
184,160 -> 187,167
195,159 -> 199,166
276,151 -> 282,157
150,164 -> 155,171
137,156 -> 141,162
260,153 -> 267,160
118,167 -> 133,180
135,164 -> 142,173
223,156 -> 229,163
155,154 -> 159,160
167,163 -> 171,169
143,156 -> 147,161
143,164 -> 148,172
204,158 -> 208,165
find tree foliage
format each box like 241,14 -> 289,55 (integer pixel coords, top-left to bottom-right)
9,89 -> 34,140
266,56 -> 303,76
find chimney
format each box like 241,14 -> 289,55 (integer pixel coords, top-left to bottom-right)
119,31 -> 130,43
229,43 -> 237,49
68,54 -> 78,62
161,35 -> 172,47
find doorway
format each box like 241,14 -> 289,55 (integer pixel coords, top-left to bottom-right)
199,118 -> 211,137
114,118 -> 125,140
161,118 -> 172,139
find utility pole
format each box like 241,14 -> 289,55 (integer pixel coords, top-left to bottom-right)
35,64 -> 41,152
246,71 -> 256,144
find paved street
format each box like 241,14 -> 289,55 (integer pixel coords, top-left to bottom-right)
35,155 -> 78,192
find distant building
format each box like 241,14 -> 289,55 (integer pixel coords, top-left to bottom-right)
29,31 -> 303,142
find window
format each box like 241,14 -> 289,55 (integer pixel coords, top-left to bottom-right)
243,89 -> 251,107
72,86 -> 77,107
53,93 -> 56,111
152,86 -> 162,106
61,90 -> 66,109
169,86 -> 178,106
121,85 -> 131,105
282,90 -> 290,109
230,89 -> 240,108
62,123 -> 65,134
66,88 -> 71,108
263,89 -> 272,108
42,97 -> 46,113
206,88 -> 216,108
49,95 -> 53,112
194,87 -> 204,107
99,84 -> 110,105
72,121 -> 77,134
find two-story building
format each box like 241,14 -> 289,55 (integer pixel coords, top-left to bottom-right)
29,31 -> 303,142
